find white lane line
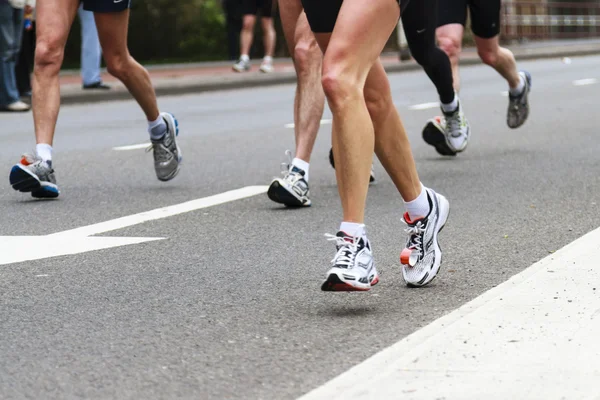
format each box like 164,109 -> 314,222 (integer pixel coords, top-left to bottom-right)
113,143 -> 150,151
285,119 -> 332,129
50,185 -> 268,238
299,227 -> 600,400
408,102 -> 439,111
501,90 -> 509,97
573,78 -> 598,86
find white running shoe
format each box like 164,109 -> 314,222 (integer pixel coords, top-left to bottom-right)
321,231 -> 380,292
400,188 -> 450,287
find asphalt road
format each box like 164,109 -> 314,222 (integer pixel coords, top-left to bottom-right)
2,55 -> 600,400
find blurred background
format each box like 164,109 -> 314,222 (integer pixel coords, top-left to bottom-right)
57,0 -> 600,67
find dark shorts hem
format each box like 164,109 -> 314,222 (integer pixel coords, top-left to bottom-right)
82,0 -> 131,13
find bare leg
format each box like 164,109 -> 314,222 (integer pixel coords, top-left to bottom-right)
260,17 -> 276,58
94,10 -> 159,121
32,0 -> 79,145
279,0 -> 324,163
365,61 -> 420,201
474,35 -> 520,88
240,14 -> 256,57
314,0 -> 401,223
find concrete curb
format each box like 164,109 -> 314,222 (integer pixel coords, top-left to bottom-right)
60,46 -> 600,106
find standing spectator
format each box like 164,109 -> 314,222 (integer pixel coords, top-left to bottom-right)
15,1 -> 33,98
231,0 -> 276,73
78,4 -> 109,90
223,0 -> 242,61
0,0 -> 33,112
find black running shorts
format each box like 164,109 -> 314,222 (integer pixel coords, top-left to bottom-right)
242,0 -> 274,17
437,0 -> 501,39
81,0 -> 131,13
302,0 -> 405,33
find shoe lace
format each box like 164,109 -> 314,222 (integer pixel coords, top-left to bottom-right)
446,110 -> 462,137
280,150 -> 304,186
403,220 -> 426,255
146,142 -> 171,163
326,234 -> 359,269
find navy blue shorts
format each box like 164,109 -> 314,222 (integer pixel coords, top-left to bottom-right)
82,0 -> 131,13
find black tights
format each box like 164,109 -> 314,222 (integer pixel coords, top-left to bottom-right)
401,0 -> 455,104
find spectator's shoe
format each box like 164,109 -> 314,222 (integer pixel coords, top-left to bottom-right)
83,81 -> 111,90
10,154 -> 59,199
328,148 -> 376,184
2,101 -> 30,112
507,71 -> 532,129
147,112 -> 182,182
259,58 -> 274,73
232,58 -> 250,72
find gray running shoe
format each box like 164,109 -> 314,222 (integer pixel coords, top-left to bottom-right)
507,71 -> 532,129
10,153 -> 59,198
148,112 -> 182,182
232,58 -> 250,72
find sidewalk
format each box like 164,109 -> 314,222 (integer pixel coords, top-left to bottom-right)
59,38 -> 600,105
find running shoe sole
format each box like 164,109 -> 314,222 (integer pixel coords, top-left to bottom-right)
422,121 -> 457,157
9,164 -> 59,198
321,269 -> 380,292
267,180 -> 311,207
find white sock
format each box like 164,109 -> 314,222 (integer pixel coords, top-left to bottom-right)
509,73 -> 525,96
440,94 -> 458,113
403,184 -> 431,221
148,115 -> 167,140
339,222 -> 366,238
292,158 -> 309,181
36,143 -> 53,162
263,55 -> 273,63
241,54 -> 249,62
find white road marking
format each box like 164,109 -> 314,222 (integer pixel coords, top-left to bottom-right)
2,186 -> 268,266
573,78 -> 598,86
285,119 -> 332,129
113,143 -> 150,151
299,227 -> 600,400
501,90 -> 509,97
50,185 -> 268,238
0,236 -> 161,266
408,102 -> 439,111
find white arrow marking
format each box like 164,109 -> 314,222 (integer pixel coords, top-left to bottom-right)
50,185 -> 268,238
1,185 -> 269,266
0,236 -> 161,266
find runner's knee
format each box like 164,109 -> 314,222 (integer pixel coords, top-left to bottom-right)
105,54 -> 133,80
293,38 -> 320,77
477,48 -> 498,67
321,60 -> 360,111
34,38 -> 64,75
437,35 -> 461,62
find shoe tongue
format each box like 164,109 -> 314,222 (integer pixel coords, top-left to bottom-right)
290,166 -> 305,176
403,212 -> 424,225
337,231 -> 362,245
